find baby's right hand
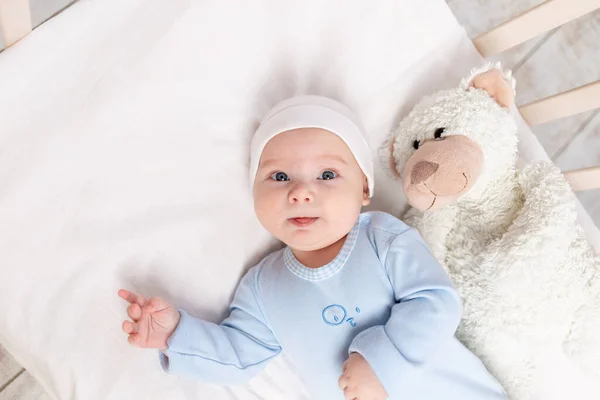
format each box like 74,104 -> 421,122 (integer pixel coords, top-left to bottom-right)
118,289 -> 181,350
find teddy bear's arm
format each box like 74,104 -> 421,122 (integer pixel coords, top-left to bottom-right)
479,162 -> 578,265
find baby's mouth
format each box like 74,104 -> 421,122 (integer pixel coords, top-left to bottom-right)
289,217 -> 318,227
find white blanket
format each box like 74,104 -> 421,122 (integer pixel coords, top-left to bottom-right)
0,0 -> 599,399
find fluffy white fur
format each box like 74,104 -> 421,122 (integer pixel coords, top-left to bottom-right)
385,64 -> 600,399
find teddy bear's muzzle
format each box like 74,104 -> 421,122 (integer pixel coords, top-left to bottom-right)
401,135 -> 483,211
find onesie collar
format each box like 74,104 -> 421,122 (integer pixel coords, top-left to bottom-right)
283,219 -> 360,281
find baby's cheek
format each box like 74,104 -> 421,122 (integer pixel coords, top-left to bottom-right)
254,187 -> 287,227
325,187 -> 363,223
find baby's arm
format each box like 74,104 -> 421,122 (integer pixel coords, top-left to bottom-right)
121,267 -> 281,385
348,228 -> 461,396
162,267 -> 280,384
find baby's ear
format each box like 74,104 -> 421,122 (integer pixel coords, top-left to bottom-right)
460,62 -> 516,108
362,176 -> 371,206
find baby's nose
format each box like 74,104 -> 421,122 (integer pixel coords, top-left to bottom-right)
289,185 -> 314,203
411,161 -> 439,184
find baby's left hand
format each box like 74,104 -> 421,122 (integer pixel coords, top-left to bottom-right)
338,353 -> 388,400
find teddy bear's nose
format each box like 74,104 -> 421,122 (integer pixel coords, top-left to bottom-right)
411,161 -> 439,184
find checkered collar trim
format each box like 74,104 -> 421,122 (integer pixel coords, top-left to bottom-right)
283,220 -> 360,281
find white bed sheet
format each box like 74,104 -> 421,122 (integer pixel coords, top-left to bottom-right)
0,0 -> 599,399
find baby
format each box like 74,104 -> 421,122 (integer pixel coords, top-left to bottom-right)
118,96 -> 505,399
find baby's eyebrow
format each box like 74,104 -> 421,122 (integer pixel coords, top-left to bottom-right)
257,159 -> 280,170
318,155 -> 348,165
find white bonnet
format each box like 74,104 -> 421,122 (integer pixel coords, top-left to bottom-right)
249,95 -> 374,197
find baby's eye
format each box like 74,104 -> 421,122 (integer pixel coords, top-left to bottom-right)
318,170 -> 337,180
270,172 -> 290,181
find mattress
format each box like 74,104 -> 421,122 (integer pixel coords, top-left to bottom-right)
0,0 -> 599,399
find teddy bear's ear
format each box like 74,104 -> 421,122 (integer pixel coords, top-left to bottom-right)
459,62 -> 516,108
378,135 -> 402,179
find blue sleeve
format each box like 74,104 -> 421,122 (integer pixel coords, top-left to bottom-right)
348,228 -> 462,396
159,267 -> 281,385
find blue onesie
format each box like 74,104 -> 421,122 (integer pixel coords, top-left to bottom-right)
160,212 -> 505,399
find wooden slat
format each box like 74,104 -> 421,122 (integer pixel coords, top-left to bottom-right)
518,81 -> 600,125
473,0 -> 600,57
513,9 -> 600,158
553,111 -> 600,226
445,0 -> 547,70
0,344 -> 22,392
563,166 -> 600,191
0,370 -> 52,399
446,0 -> 544,38
0,0 -> 31,47
29,0 -> 76,28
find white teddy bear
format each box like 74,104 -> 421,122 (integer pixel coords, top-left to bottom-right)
384,63 -> 600,399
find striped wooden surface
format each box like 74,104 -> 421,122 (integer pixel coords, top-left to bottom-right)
0,0 -> 76,51
446,0 -> 545,68
555,111 -> 600,224
513,10 -> 600,157
0,369 -> 52,400
0,345 -> 24,396
29,0 -> 77,28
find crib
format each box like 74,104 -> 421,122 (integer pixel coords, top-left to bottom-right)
0,0 -> 599,399
472,0 -> 600,193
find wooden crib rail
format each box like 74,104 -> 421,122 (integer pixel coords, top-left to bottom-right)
473,1 -> 600,193
519,81 -> 600,125
0,0 -> 32,47
473,0 -> 600,57
563,167 -> 600,191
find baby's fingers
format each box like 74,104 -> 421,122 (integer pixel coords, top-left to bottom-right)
118,289 -> 146,307
127,303 -> 142,320
122,320 -> 139,335
127,333 -> 141,346
343,387 -> 358,400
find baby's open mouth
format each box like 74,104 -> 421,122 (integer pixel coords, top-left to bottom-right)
289,217 -> 318,227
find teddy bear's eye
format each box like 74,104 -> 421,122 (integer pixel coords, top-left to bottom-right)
434,127 -> 445,139
413,140 -> 420,150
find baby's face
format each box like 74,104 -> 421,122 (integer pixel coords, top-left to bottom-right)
253,128 -> 370,252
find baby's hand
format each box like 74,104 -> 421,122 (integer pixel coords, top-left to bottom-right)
338,353 -> 387,400
118,289 -> 181,350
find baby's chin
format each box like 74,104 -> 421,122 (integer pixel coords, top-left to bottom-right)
281,235 -> 328,252
276,230 -> 326,252
281,230 -> 347,253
